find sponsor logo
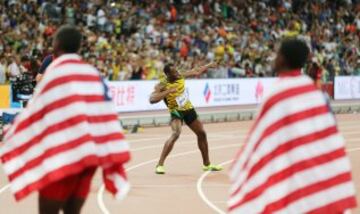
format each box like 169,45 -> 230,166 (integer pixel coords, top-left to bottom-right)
255,81 -> 264,102
213,83 -> 240,102
203,82 -> 211,103
109,85 -> 135,106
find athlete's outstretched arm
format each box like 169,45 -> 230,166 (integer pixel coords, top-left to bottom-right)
182,62 -> 218,78
149,84 -> 176,104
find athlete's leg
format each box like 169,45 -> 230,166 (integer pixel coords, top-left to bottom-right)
39,167 -> 96,214
62,167 -> 96,214
38,174 -> 77,214
39,196 -> 64,214
157,119 -> 182,166
63,198 -> 85,214
187,119 -> 210,166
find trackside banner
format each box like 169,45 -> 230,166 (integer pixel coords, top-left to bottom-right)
107,78 -> 277,112
334,76 -> 360,100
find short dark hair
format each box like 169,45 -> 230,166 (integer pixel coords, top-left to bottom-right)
279,39 -> 309,69
54,25 -> 82,53
21,55 -> 29,62
163,63 -> 174,74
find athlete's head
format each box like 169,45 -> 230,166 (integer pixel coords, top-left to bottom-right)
273,38 -> 309,75
163,63 -> 180,80
53,25 -> 82,56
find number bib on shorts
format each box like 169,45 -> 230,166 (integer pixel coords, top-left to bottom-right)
176,91 -> 189,108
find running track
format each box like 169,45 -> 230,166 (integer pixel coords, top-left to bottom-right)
0,114 -> 359,213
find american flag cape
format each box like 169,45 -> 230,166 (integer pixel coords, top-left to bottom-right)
228,72 -> 357,213
0,54 -> 131,201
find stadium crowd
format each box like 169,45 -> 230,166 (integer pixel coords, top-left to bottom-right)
0,0 -> 359,84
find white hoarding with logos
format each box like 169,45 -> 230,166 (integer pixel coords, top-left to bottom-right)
107,81 -> 165,112
108,78 -> 277,113
334,76 -> 360,100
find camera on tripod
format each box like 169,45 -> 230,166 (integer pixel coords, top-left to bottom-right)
10,72 -> 35,108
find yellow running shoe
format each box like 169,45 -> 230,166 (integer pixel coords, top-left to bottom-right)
203,164 -> 223,172
155,165 -> 165,174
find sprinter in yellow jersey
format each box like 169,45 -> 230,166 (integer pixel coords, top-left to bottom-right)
149,62 -> 223,174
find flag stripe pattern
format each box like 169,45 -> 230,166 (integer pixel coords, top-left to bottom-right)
0,54 -> 130,201
228,75 -> 357,213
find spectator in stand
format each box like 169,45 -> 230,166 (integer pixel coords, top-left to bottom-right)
0,58 -> 7,84
7,56 -> 20,81
308,60 -> 323,89
0,0 -> 358,82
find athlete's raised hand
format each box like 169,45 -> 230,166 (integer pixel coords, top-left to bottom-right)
203,61 -> 218,69
183,61 -> 218,78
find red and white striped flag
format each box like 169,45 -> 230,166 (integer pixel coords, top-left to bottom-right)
0,54 -> 131,201
229,72 -> 357,213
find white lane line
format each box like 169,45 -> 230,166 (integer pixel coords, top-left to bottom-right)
131,184 -> 229,188
347,147 -> 360,152
120,105 -> 360,120
197,159 -> 233,214
0,129 -> 358,212
97,186 -> 109,214
126,130 -> 247,144
126,125 -> 360,140
340,131 -> 360,135
0,132 -> 243,201
211,200 -> 228,204
97,119 -> 360,213
120,108 -> 257,120
129,137 -> 166,143
345,139 -> 360,143
196,146 -> 360,214
130,142 -> 194,152
97,143 -> 241,214
130,135 -> 245,153
0,184 -> 10,194
126,134 -> 198,143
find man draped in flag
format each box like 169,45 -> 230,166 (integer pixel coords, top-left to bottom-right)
228,39 -> 357,213
0,25 -> 131,214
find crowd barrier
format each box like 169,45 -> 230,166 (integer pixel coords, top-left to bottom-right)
1,78 -> 276,113
334,76 -> 360,100
2,77 -> 359,114
107,78 -> 276,112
